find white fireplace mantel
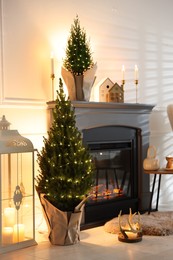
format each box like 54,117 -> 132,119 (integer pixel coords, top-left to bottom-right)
47,101 -> 155,136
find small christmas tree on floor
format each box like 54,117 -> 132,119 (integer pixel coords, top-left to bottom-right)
36,78 -> 94,212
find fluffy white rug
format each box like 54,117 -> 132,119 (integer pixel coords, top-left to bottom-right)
104,211 -> 173,236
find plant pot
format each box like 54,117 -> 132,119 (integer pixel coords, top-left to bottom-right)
38,194 -> 85,246
73,74 -> 84,101
61,67 -> 76,100
61,64 -> 97,101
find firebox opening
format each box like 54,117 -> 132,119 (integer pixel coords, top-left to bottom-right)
82,125 -> 141,229
87,141 -> 134,203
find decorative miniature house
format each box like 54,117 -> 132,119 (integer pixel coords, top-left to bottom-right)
99,78 -> 124,103
0,115 -> 37,254
108,82 -> 124,103
98,78 -> 114,102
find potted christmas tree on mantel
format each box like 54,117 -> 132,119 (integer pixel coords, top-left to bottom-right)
36,78 -> 94,245
62,15 -> 97,101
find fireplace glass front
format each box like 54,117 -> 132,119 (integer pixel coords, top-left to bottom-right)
87,141 -> 133,203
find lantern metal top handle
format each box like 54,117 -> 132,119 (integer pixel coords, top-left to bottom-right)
0,115 -> 11,130
0,115 -> 34,153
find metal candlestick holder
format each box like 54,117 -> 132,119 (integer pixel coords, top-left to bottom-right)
51,73 -> 55,100
135,79 -> 138,103
121,80 -> 125,91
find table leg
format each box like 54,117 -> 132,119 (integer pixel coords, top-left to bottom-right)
148,174 -> 162,214
148,174 -> 157,214
156,174 -> 162,211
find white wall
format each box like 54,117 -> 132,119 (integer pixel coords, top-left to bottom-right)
2,0 -> 173,106
1,0 -> 173,222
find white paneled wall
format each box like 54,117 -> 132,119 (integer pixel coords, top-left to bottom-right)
1,0 -> 173,225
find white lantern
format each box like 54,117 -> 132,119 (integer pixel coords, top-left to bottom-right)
0,115 -> 37,254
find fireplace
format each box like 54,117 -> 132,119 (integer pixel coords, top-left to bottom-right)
82,125 -> 141,227
47,101 -> 154,228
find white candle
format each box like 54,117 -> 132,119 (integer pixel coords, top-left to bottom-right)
127,231 -> 137,239
134,65 -> 138,80
4,207 -> 15,227
2,227 -> 13,244
122,65 -> 125,80
51,52 -> 54,75
13,224 -> 25,243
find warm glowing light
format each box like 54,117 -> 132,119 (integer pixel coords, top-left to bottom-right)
118,209 -> 142,243
2,227 -> 13,244
13,224 -> 25,243
50,31 -> 67,61
122,65 -> 125,80
4,207 -> 15,227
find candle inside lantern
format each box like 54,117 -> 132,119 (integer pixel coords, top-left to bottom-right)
51,52 -> 54,75
13,224 -> 25,243
134,65 -> 138,81
2,227 -> 13,244
122,65 -> 125,80
4,207 -> 15,227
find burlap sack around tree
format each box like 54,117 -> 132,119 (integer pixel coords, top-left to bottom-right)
40,194 -> 85,246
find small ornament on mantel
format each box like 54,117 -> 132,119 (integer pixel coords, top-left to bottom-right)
98,78 -> 114,102
108,82 -> 124,103
98,78 -> 124,103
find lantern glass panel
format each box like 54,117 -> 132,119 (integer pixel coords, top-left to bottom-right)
0,152 -> 35,247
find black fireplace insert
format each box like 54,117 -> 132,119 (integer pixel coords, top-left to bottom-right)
81,125 -> 142,229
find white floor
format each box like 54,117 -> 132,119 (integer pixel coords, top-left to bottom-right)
1,225 -> 173,260
1,205 -> 173,260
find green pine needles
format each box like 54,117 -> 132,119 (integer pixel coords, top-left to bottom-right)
36,78 -> 94,212
63,15 -> 94,75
